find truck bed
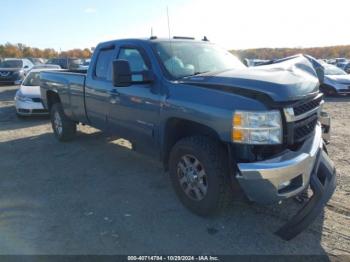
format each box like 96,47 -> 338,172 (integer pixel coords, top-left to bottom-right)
40,70 -> 89,123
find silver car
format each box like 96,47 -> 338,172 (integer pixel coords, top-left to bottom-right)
14,68 -> 59,116
321,64 -> 350,95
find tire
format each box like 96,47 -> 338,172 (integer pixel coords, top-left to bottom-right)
50,103 -> 76,142
169,136 -> 232,216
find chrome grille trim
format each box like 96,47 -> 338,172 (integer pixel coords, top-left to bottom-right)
284,100 -> 324,122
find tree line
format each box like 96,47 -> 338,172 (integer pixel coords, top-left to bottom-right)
0,43 -> 92,59
231,45 -> 350,60
2,42 -> 350,60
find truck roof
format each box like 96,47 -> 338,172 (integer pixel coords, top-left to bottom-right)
98,37 -> 212,48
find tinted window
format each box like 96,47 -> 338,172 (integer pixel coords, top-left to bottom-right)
118,48 -> 148,72
95,48 -> 115,79
0,60 -> 23,68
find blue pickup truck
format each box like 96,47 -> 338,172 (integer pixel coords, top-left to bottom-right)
40,37 -> 336,240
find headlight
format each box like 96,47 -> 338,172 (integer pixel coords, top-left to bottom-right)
232,110 -> 282,144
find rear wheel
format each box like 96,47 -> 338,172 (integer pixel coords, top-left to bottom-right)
169,136 -> 232,216
50,103 -> 76,141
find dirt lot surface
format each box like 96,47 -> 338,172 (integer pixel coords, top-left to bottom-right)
0,85 -> 349,256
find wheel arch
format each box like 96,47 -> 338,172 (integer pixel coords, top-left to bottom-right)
46,90 -> 61,111
161,117 -> 225,170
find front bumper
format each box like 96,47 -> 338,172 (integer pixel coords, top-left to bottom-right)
15,99 -> 48,116
236,124 -> 325,204
235,120 -> 336,240
0,74 -> 23,85
275,149 -> 336,240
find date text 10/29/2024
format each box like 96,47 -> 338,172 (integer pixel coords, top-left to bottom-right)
127,256 -> 219,261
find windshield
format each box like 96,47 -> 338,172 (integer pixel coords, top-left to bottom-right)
153,42 -> 245,79
0,60 -> 23,68
324,65 -> 347,75
23,72 -> 40,86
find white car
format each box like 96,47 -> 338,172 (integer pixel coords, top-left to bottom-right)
78,59 -> 90,70
14,68 -> 59,116
321,64 -> 350,95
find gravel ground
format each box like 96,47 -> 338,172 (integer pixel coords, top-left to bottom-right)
0,85 -> 349,256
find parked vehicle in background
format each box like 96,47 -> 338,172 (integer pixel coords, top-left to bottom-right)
249,59 -> 271,67
68,58 -> 83,70
15,68 -> 60,116
78,59 -> 91,70
326,59 -> 336,65
321,64 -> 350,95
40,38 -> 335,240
46,57 -> 83,70
335,58 -> 347,64
335,58 -> 348,69
32,64 -> 61,70
344,63 -> 350,74
26,57 -> 46,65
0,59 -> 33,85
46,58 -> 69,69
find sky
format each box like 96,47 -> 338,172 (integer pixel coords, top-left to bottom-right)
0,0 -> 349,51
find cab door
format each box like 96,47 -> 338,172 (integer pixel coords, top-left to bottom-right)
85,46 -> 117,129
107,45 -> 161,156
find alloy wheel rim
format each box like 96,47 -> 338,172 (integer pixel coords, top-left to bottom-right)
177,154 -> 208,201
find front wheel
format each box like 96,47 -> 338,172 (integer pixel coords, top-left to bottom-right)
169,136 -> 232,216
50,103 -> 76,142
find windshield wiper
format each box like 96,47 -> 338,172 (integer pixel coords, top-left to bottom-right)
182,71 -> 210,78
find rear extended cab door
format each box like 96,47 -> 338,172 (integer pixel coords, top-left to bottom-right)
84,43 -> 118,129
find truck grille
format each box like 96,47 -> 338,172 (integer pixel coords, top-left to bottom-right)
293,96 -> 322,116
284,95 -> 323,144
0,71 -> 11,77
293,114 -> 318,142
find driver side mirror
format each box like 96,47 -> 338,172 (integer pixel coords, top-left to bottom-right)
112,60 -> 132,87
112,59 -> 154,87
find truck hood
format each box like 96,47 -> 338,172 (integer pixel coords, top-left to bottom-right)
183,55 -> 320,102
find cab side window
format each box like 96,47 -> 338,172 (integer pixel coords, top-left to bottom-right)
95,48 -> 115,80
117,48 -> 148,73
